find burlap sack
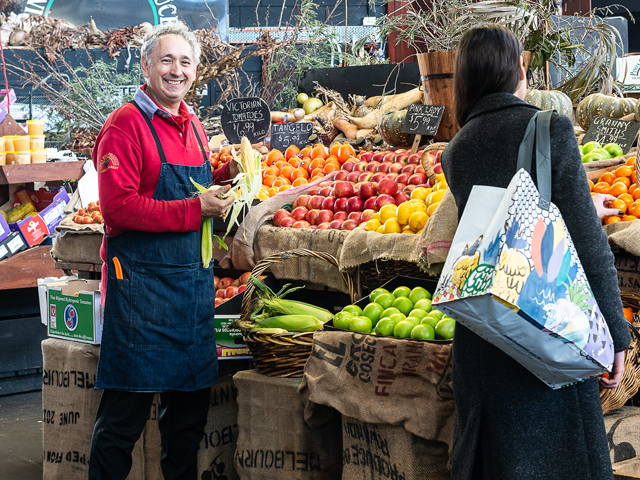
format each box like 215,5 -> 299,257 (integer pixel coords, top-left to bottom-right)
220,173 -> 336,270
339,228 -> 420,270
417,189 -> 458,276
56,212 -> 105,234
604,406 -> 640,464
608,220 -> 640,257
50,231 -> 104,265
42,339 -> 144,480
299,331 -> 454,446
341,416 -> 451,480
233,370 -> 343,479
252,225 -> 351,293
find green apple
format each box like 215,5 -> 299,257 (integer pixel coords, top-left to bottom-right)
435,317 -> 455,340
375,318 -> 397,336
409,308 -> 429,320
375,293 -> 395,310
581,153 -> 601,164
604,143 -> 624,158
414,298 -> 433,312
369,288 -> 390,304
411,324 -> 435,340
349,316 -> 372,334
381,307 -> 401,319
582,141 -> 602,155
392,286 -> 411,298
408,286 -> 431,304
343,305 -> 363,317
590,148 -> 611,160
363,303 -> 384,327
393,320 -> 414,338
392,296 -> 414,316
333,311 -> 354,330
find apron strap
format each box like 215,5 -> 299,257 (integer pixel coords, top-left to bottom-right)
191,121 -> 209,165
129,100 -> 168,164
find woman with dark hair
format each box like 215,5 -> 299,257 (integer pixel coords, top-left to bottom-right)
442,24 -> 630,479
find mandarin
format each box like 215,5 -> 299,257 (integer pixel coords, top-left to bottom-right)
608,182 -> 628,197
629,200 -> 640,217
285,145 -> 300,160
615,165 -> 634,178
291,167 -> 309,181
610,198 -> 628,214
311,144 -> 328,160
622,215 -> 638,222
603,215 -> 622,225
588,179 -> 595,192
266,149 -> 284,164
292,177 -> 308,187
280,165 -> 294,180
613,176 -> 631,188
630,183 -> 638,195
330,142 -> 341,157
323,163 -> 339,174
263,175 -> 277,187
599,172 -> 615,185
618,193 -> 634,208
593,182 -> 611,194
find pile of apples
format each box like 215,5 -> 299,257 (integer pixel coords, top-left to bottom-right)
214,271 -> 251,307
271,148 -> 442,231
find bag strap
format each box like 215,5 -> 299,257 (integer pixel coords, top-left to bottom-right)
516,110 -> 554,210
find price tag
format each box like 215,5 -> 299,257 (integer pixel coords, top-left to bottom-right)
270,122 -> 313,151
401,104 -> 445,136
582,116 -> 640,154
221,97 -> 271,144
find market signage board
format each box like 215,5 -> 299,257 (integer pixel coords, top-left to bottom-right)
221,97 -> 271,145
215,315 -> 252,359
401,104 -> 445,137
270,122 -> 313,151
582,116 -> 640,154
615,56 -> 640,92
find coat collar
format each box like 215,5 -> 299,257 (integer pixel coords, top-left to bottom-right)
466,92 -> 539,123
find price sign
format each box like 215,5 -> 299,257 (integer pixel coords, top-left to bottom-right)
401,104 -> 445,136
582,116 -> 640,154
221,97 -> 271,144
270,122 -> 314,151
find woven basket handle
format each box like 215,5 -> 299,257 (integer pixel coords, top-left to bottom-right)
240,248 -> 356,318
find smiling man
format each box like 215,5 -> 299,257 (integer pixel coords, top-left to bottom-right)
88,23 -> 236,480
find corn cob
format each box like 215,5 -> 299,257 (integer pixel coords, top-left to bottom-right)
254,315 -> 324,332
248,327 -> 288,334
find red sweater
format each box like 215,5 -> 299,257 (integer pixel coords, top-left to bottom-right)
93,88 -> 231,301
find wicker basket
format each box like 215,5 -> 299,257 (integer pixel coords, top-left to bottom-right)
357,259 -> 438,296
600,292 -> 640,415
239,249 -> 356,378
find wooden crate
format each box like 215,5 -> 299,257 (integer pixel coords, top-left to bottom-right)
614,457 -> 640,479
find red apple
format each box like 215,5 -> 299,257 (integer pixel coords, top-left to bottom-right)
292,220 -> 311,228
404,184 -> 417,192
396,153 -> 409,165
389,163 -> 403,174
433,164 -> 443,174
347,196 -> 364,213
365,161 -> 380,173
376,194 -> 396,209
358,172 -> 373,183
397,183 -> 406,191
215,298 -> 222,307
319,181 -> 332,188
296,195 -> 311,209
308,225 -> 318,229
334,181 -> 355,198
348,211 -> 363,223
225,286 -> 238,298
377,162 -> 391,173
219,277 -> 234,289
319,186 -> 334,197
342,160 -> 356,172
353,183 -> 361,196
383,152 -> 396,163
306,209 -> 321,225
416,165 -> 425,175
361,209 -> 376,223
396,173 -> 410,185
308,195 -> 325,210
359,151 -> 374,162
322,196 -> 336,211
317,209 -> 334,224
394,192 -> 411,205
355,161 -> 368,172
378,178 -> 399,196
216,289 -> 226,299
273,209 -> 291,227
363,196 -> 378,210
291,206 -> 309,221
409,173 -> 428,185
239,272 -> 252,285
214,275 -> 220,289
329,219 -> 344,230
232,278 -> 240,287
334,211 -> 348,221
334,197 -> 349,212
372,151 -> 385,162
385,172 -> 399,180
359,182 -> 377,199
407,153 -> 421,165
346,172 -> 360,183
237,285 -> 247,295
335,170 -> 349,181
371,172 -> 385,183
280,217 -> 296,228
341,219 -> 359,230
401,164 -> 416,175
434,150 -> 443,163
317,222 -> 331,229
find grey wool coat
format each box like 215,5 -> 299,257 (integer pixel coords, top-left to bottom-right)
441,93 -> 631,480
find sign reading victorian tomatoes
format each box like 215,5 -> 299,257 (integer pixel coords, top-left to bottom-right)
20,0 -> 228,41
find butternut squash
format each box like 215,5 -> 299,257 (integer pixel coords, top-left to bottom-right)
348,88 -> 424,129
333,118 -> 358,139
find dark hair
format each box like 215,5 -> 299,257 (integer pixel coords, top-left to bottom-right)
454,24 -> 522,127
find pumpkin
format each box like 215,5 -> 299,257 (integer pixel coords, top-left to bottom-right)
576,94 -> 637,130
634,101 -> 640,123
378,110 -> 415,147
524,89 -> 573,118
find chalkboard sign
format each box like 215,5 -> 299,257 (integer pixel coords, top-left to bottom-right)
270,122 -> 314,151
401,104 -> 445,136
221,97 -> 271,144
582,116 -> 640,154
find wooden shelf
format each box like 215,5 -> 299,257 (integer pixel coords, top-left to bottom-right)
0,161 -> 86,185
0,245 -> 63,290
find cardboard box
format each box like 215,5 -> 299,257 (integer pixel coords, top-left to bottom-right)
9,214 -> 49,247
47,279 -> 102,344
38,189 -> 70,234
16,187 -> 67,211
0,210 -> 9,243
0,230 -> 27,260
214,314 -> 251,360
38,275 -> 78,325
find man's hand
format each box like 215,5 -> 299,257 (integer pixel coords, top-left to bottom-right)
599,350 -> 625,389
199,185 -> 234,218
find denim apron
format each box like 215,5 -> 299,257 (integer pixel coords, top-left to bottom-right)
95,101 -> 218,392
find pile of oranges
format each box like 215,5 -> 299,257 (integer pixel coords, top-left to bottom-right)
590,158 -> 640,224
257,142 -> 357,199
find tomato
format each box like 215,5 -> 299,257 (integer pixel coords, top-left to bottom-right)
73,215 -> 83,224
82,216 -> 94,224
78,208 -> 86,216
87,202 -> 99,213
93,215 -> 103,224
90,211 -> 101,219
220,154 -> 233,163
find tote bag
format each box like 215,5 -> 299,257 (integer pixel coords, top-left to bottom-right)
432,110 -> 614,389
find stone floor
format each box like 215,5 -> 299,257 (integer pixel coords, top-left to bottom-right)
0,390 -> 43,480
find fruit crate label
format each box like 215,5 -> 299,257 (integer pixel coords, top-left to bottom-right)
215,315 -> 252,360
401,104 -> 445,136
582,116 -> 640,154
270,122 -> 313,151
221,97 -> 271,144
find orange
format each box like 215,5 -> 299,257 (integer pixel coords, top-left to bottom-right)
311,144 -> 328,160
275,160 -> 287,171
323,163 -> 339,174
263,174 -> 277,187
338,144 -> 356,164
291,167 -> 309,181
629,183 -> 638,195
288,156 -> 301,169
309,158 -> 324,172
311,167 -> 324,178
599,172 -> 615,185
615,165 -> 634,178
603,215 -> 622,225
588,179 -> 594,192
267,187 -> 278,197
285,145 -> 300,160
629,200 -> 640,217
610,198 -> 628,214
613,176 -> 631,188
330,142 -> 341,158
292,177 -> 308,187
280,165 -> 294,180
264,165 -> 280,178
622,215 -> 638,222
266,149 -> 284,164
300,146 -> 312,158
326,154 -> 339,165
311,174 -> 324,182
278,184 -> 292,192
273,177 -> 289,187
299,156 -> 311,171
618,193 -> 634,208
608,182 -> 628,197
593,182 -> 611,194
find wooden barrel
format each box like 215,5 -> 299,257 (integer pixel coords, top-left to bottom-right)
417,51 -> 457,142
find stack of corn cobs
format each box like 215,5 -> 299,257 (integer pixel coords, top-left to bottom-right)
237,276 -> 333,334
